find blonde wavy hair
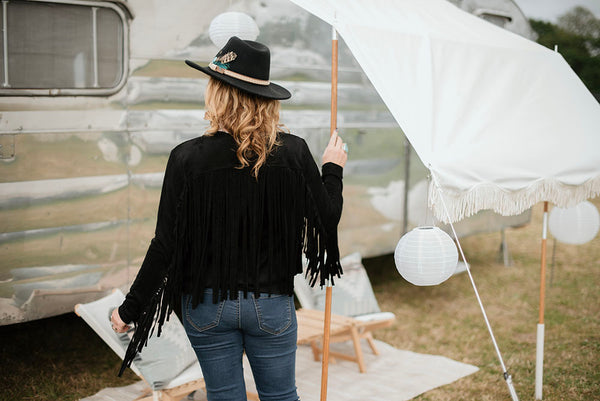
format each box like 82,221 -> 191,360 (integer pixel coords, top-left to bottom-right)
204,78 -> 287,177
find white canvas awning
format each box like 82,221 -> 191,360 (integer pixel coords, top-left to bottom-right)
289,0 -> 600,222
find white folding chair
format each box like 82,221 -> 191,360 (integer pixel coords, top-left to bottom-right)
75,289 -> 204,401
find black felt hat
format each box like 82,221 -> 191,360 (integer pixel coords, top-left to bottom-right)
185,36 -> 291,100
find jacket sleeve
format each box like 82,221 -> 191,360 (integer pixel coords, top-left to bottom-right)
300,139 -> 344,286
118,149 -> 184,324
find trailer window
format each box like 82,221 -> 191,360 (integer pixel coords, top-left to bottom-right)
479,13 -> 512,28
0,0 -> 128,95
474,9 -> 513,29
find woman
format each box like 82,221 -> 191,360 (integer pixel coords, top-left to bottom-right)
111,36 -> 347,401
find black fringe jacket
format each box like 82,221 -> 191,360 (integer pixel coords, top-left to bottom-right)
117,131 -> 343,375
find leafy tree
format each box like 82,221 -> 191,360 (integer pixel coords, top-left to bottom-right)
530,7 -> 600,98
557,6 -> 600,40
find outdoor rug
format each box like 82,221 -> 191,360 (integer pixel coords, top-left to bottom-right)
80,339 -> 478,401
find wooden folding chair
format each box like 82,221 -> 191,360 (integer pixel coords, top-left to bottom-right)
294,253 -> 395,373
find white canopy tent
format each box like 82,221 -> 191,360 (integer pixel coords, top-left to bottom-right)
288,0 -> 600,400
289,0 -> 600,223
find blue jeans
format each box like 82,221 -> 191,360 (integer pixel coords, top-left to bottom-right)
182,290 -> 299,401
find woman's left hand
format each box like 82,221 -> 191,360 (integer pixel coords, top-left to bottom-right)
322,130 -> 348,168
111,308 -> 132,333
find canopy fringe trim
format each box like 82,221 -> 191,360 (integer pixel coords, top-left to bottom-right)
429,175 -> 600,223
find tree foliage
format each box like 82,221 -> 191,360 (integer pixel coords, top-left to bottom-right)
557,6 -> 600,40
530,7 -> 600,97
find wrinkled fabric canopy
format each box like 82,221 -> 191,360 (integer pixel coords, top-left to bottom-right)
289,0 -> 600,222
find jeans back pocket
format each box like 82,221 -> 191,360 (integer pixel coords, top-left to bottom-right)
184,292 -> 225,332
253,294 -> 293,335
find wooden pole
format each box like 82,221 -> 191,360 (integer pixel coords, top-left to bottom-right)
320,283 -> 333,401
320,26 -> 338,401
537,46 -> 562,400
535,201 -> 549,400
330,29 -> 338,136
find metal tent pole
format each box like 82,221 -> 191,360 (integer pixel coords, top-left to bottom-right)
432,172 -> 519,401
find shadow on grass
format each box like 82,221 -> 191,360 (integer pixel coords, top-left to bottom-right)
0,312 -> 138,401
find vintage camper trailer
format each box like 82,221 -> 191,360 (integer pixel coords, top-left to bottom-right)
0,0 -> 533,325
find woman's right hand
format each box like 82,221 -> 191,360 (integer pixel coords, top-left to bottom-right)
322,131 -> 348,168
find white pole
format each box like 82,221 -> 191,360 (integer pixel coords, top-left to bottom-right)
535,323 -> 545,399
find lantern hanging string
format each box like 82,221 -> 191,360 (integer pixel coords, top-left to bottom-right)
430,169 -> 520,401
425,173 -> 434,226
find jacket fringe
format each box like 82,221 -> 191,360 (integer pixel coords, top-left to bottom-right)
119,166 -> 341,374
119,179 -> 187,376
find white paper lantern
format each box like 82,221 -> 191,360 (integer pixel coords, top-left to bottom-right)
548,201 -> 600,245
394,226 -> 458,286
208,12 -> 260,49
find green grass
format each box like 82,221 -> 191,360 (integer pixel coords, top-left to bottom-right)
0,313 -> 138,401
0,201 -> 598,401
364,200 -> 600,401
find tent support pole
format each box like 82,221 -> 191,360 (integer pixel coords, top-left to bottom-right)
432,172 -> 519,401
402,138 -> 411,235
536,201 -> 549,400
330,28 -> 338,138
321,25 -> 338,401
536,46 -> 558,401
320,280 -> 333,401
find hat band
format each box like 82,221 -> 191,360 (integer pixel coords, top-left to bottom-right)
209,63 -> 270,86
